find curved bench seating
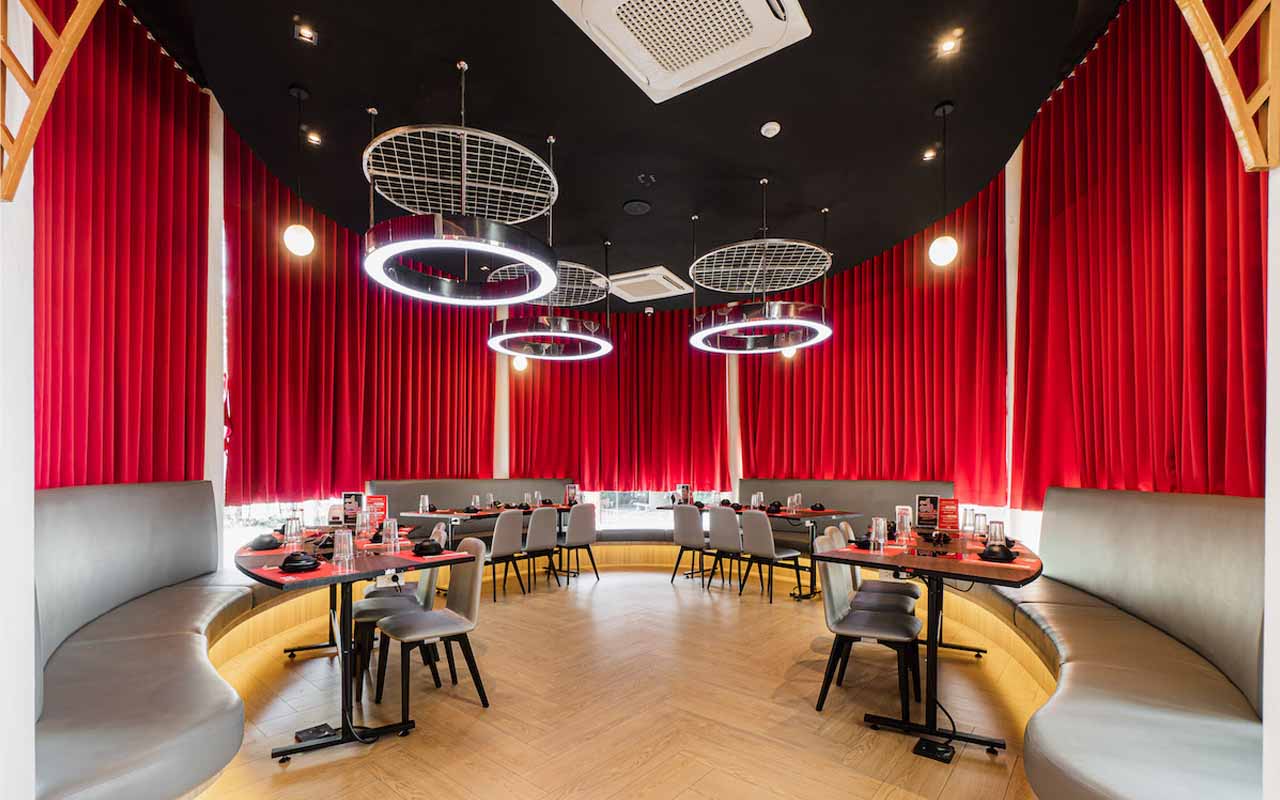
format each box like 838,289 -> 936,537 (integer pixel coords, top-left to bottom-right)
955,488 -> 1262,800
35,480 -> 281,800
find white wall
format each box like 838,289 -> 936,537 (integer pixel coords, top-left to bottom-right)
1262,164 -> 1279,800
205,98 -> 226,553
0,4 -> 36,797
492,306 -> 510,478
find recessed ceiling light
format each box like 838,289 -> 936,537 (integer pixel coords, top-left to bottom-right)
922,148 -> 937,161
293,22 -> 318,45
938,27 -> 963,56
623,199 -> 652,216
305,130 -> 322,146
760,120 -> 781,138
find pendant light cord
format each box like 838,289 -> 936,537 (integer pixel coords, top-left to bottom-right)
367,108 -> 378,228
547,135 -> 556,313
759,178 -> 769,304
294,92 -> 304,208
940,110 -> 948,220
458,61 -> 469,279
690,214 -> 699,326
820,207 -> 830,319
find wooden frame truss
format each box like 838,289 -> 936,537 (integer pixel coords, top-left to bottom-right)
0,0 -> 103,201
1177,0 -> 1280,171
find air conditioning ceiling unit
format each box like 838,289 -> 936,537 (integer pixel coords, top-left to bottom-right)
599,265 -> 693,303
553,0 -> 812,103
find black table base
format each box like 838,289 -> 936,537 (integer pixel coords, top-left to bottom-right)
283,584 -> 338,658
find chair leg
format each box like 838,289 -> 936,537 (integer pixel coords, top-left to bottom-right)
739,559 -> 753,594
896,646 -> 911,723
910,642 -> 922,702
491,562 -> 498,603
705,554 -> 720,590
547,553 -> 561,587
400,642 -> 412,725
445,639 -> 458,685
836,637 -> 852,686
419,642 -> 430,666
353,625 -> 367,702
513,557 -> 527,594
768,562 -> 774,604
457,634 -> 489,708
375,631 -> 390,703
670,546 -> 685,583
793,558 -> 804,596
586,545 -> 600,580
817,636 -> 844,711
424,643 -> 443,688
502,561 -> 509,592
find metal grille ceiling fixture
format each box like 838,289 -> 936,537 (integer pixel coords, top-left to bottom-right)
486,140 -> 613,362
361,62 -> 559,306
688,185 -> 833,356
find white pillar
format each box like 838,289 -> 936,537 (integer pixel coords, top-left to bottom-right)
204,98 -> 226,556
725,355 -> 743,499
492,306 -> 510,479
1263,166 -> 1279,800
0,3 -> 36,796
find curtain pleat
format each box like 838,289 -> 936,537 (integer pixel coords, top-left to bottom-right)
34,0 -> 209,490
1011,0 -> 1267,509
737,176 -> 1007,505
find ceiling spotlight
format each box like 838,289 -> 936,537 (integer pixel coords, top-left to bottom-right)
922,148 -> 937,161
293,22 -> 317,45
283,223 -> 315,257
760,120 -> 781,138
781,346 -> 798,359
305,130 -> 322,146
512,355 -> 529,372
939,37 -> 958,55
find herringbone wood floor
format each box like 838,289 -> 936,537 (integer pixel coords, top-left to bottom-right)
207,568 -> 1042,800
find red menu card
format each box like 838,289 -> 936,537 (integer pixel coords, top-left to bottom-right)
938,498 -> 960,530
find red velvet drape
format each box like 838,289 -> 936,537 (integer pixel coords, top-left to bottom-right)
739,176 -> 1007,505
1011,0 -> 1268,510
508,308 -> 730,491
224,127 -> 493,505
34,0 -> 210,489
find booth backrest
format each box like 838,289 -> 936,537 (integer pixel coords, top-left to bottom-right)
738,479 -> 955,521
1041,487 -> 1264,714
367,478 -> 572,518
34,480 -> 219,672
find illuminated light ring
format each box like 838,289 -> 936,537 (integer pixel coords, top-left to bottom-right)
689,301 -> 832,355
363,213 -> 557,306
487,315 -> 613,361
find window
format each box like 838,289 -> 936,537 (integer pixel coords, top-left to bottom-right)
584,490 -> 730,530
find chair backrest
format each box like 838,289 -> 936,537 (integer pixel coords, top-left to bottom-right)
740,511 -> 777,558
813,533 -> 852,632
445,537 -> 486,626
430,522 -> 448,546
564,503 -> 597,546
708,507 -> 742,552
524,507 -> 558,552
829,523 -> 864,590
672,505 -> 704,548
1041,487 -> 1265,715
490,510 -> 524,557
414,562 -> 442,607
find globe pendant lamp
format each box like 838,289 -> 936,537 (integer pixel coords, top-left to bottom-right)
361,62 -> 559,306
283,85 -> 315,257
689,185 -> 833,356
928,100 -> 958,268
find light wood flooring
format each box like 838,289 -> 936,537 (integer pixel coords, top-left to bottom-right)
207,568 -> 1043,800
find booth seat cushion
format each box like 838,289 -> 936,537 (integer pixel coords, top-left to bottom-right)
36,634 -> 244,800
65,586 -> 252,648
185,568 -> 284,608
1025,661 -> 1262,800
991,578 -> 1109,610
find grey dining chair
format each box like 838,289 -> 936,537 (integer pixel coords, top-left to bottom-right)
837,520 -> 922,599
522,506 -> 561,588
812,532 -> 921,715
487,509 -> 527,601
364,522 -> 448,599
350,547 -> 445,701
375,537 -> 489,717
739,510 -> 804,603
704,506 -> 743,590
558,503 -> 600,582
670,504 -> 709,583
820,526 -> 917,618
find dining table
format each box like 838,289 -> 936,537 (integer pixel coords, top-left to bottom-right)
811,529 -> 1043,762
402,503 -> 575,548
235,533 -> 474,762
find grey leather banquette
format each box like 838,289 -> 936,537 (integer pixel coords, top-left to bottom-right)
34,480 -> 281,800
963,488 -> 1263,800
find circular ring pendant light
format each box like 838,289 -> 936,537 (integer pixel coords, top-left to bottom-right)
688,181 -> 833,356
485,139 -> 614,361
361,62 -> 559,306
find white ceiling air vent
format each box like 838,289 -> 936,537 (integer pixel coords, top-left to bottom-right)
602,265 -> 693,302
553,0 -> 812,103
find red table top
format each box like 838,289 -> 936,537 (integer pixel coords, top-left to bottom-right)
234,542 -> 473,591
811,532 -> 1042,587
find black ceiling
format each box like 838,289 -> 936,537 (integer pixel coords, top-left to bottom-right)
127,0 -> 1121,310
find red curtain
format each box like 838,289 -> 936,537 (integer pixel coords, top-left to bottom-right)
224,127 -> 493,505
1011,0 -> 1267,510
739,176 -> 1007,505
508,308 -> 730,491
34,0 -> 210,489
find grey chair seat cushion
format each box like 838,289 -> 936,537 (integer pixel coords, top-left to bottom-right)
353,595 -> 422,623
861,579 -> 921,599
1025,662 -> 1261,800
66,586 -> 251,648
831,609 -> 922,643
851,591 -> 915,615
37,634 -> 243,800
378,608 -> 475,642
769,547 -> 802,560
184,568 -> 284,608
364,581 -> 420,600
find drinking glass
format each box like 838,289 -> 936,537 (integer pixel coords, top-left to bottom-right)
284,517 -> 304,547
333,529 -> 354,565
872,516 -> 888,549
987,520 -> 1006,547
485,492 -> 495,508
355,511 -> 372,539
534,490 -> 542,505
418,494 -> 431,513
472,494 -> 482,508
896,507 -> 913,539
961,508 -> 975,533
974,513 -> 988,538
384,517 -> 400,553
523,492 -> 533,506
